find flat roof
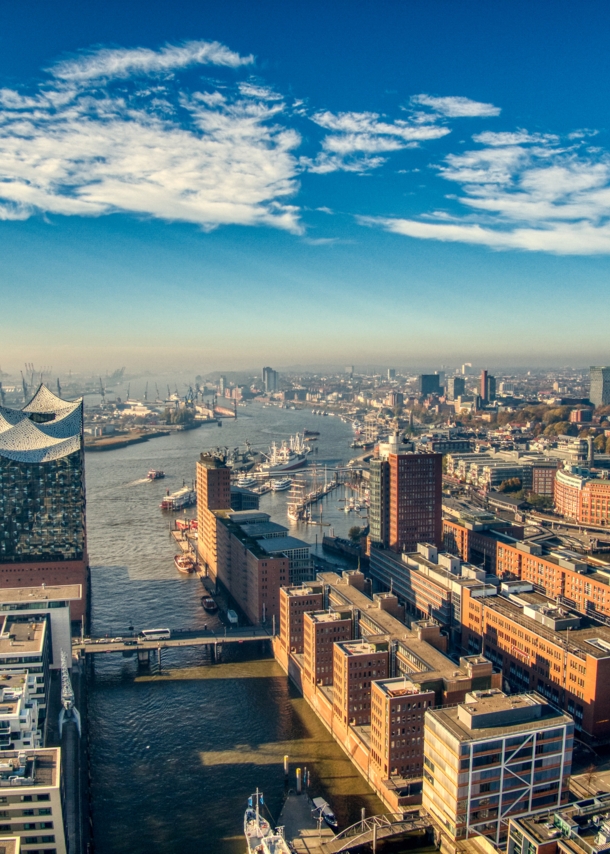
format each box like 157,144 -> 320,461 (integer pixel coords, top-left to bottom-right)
258,536 -> 311,554
306,610 -> 351,623
427,700 -> 572,743
337,639 -> 388,656
0,618 -> 46,656
0,584 -> 82,604
374,677 -> 434,698
0,748 -> 59,788
284,584 -> 323,598
238,521 -> 288,538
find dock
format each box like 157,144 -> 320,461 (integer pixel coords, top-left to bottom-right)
277,793 -> 334,853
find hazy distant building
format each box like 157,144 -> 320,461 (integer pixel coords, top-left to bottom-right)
0,385 -> 88,624
218,375 -> 226,394
262,366 -> 279,393
418,374 -> 442,396
387,368 -> 396,380
480,370 -> 496,403
446,377 -> 465,400
590,366 -> 610,407
345,366 -> 354,377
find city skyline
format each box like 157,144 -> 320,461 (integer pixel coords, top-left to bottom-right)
2,0 -> 610,369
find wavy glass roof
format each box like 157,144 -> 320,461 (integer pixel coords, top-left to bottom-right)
0,385 -> 82,463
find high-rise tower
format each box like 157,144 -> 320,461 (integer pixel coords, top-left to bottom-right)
590,366 -> 610,407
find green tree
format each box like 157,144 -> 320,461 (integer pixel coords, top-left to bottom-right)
348,526 -> 362,542
498,477 -> 522,493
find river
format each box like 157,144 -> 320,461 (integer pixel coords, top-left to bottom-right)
86,401 -> 384,854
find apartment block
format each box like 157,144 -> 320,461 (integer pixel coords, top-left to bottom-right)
370,677 -> 434,780
388,452 -> 442,553
423,692 -> 573,845
303,610 -> 352,686
0,673 -> 41,751
0,748 -> 67,854
332,638 -> 389,726
460,582 -> 610,742
278,584 -> 324,654
496,539 -> 610,620
0,618 -> 50,723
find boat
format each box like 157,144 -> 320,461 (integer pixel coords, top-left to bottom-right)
303,429 -> 319,436
201,596 -> 218,613
257,435 -> 309,474
271,478 -> 292,491
244,790 -> 271,853
147,469 -> 165,480
312,797 -> 338,829
174,554 -> 196,574
237,475 -> 258,488
160,486 -> 197,510
253,829 -> 291,854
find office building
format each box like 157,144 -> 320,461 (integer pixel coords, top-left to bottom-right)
262,367 -> 279,394
446,377 -> 465,400
418,375 -> 442,397
507,791 -> 610,854
345,366 -> 354,377
333,638 -> 389,726
0,386 -> 88,625
369,457 -> 390,548
590,366 -> 610,408
303,610 -> 352,686
371,677 -> 434,781
0,747 -> 67,854
555,468 -> 610,527
443,509 -> 524,573
461,580 -> 610,741
387,368 -> 396,380
423,691 -> 573,845
389,451 -> 442,553
480,370 -> 496,403
229,486 -> 259,512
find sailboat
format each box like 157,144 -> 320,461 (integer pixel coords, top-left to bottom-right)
244,790 -> 271,853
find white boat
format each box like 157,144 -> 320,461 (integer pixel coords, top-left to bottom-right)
160,486 -> 196,510
244,790 -> 271,853
237,475 -> 257,488
271,478 -> 292,491
312,797 -> 338,829
253,828 -> 291,854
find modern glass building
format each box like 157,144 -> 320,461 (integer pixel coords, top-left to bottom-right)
0,386 -> 87,623
590,366 -> 610,408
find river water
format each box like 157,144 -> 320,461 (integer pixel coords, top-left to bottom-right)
86,402 -> 384,854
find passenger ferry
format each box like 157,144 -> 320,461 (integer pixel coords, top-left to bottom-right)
160,486 -> 197,510
271,478 -> 292,491
147,469 -> 165,480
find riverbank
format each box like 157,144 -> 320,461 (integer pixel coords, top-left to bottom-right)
85,429 -> 171,451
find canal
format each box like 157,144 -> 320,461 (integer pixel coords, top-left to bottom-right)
86,401 -> 384,853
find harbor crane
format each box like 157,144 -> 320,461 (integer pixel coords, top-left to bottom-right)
20,371 -> 28,402
0,383 -> 4,406
58,650 -> 81,738
98,377 -> 105,401
56,378 -> 62,398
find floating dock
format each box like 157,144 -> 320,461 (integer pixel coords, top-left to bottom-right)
277,793 -> 335,853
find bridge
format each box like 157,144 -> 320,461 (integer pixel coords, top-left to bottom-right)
321,812 -> 431,853
72,627 -> 274,657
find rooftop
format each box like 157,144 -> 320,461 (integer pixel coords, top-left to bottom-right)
0,385 -> 82,463
237,521 -> 288,538
374,676 -> 434,698
428,693 -> 573,742
0,584 -> 82,604
337,639 -> 389,657
0,619 -> 46,656
0,748 -> 59,788
306,610 -> 352,624
258,536 -> 311,554
285,584 -> 323,598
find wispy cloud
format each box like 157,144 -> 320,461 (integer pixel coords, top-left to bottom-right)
0,42 -> 301,232
51,40 -> 253,81
306,110 -> 450,173
364,131 -> 610,254
411,94 -> 501,118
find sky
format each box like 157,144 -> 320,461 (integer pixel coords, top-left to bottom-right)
1,0 -> 610,374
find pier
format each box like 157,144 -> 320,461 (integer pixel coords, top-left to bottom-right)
277,793 -> 335,853
72,627 -> 274,659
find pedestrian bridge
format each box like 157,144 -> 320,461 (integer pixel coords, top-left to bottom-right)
321,812 -> 431,853
72,627 -> 274,656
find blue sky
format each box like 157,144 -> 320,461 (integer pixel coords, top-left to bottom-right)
1,0 -> 610,373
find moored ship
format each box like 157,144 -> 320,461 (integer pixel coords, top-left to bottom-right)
257,434 -> 309,474
244,790 -> 271,853
174,554 -> 196,574
271,478 -> 292,491
160,486 -> 197,510
201,596 -> 218,613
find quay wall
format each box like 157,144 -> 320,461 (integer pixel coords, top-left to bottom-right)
273,636 -> 417,814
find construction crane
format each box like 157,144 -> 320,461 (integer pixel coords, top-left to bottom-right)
58,650 -> 81,738
20,371 -> 28,402
144,382 -> 148,403
56,378 -> 62,398
99,377 -> 105,401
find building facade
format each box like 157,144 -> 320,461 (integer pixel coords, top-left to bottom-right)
333,639 -> 389,726
303,610 -> 352,686
423,692 -> 573,845
388,452 -> 442,553
370,677 -> 434,780
554,468 -> 610,527
590,366 -> 610,408
0,386 -> 88,624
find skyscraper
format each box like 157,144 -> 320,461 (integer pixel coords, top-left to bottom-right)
480,370 -> 496,403
418,374 -> 441,396
590,366 -> 610,407
387,368 -> 396,380
446,376 -> 465,400
389,451 -> 442,552
0,385 -> 88,624
262,366 -> 279,393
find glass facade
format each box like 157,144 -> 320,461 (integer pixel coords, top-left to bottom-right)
0,450 -> 85,563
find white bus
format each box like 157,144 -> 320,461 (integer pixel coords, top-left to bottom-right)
138,628 -> 171,641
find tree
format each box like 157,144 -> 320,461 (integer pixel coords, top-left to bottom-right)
498,477 -> 522,493
348,526 -> 362,542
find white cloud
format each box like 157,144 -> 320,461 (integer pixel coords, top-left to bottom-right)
472,130 -> 557,146
308,110 -> 449,172
51,40 -> 253,81
0,42 -> 301,232
364,132 -> 610,254
411,94 -> 501,118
